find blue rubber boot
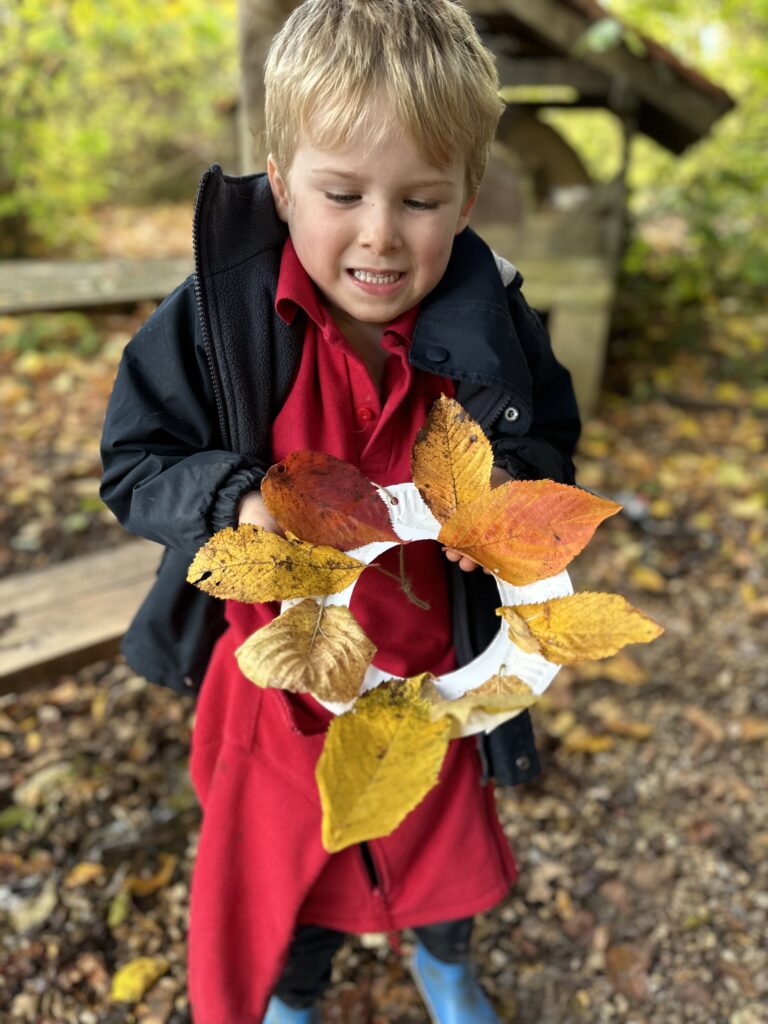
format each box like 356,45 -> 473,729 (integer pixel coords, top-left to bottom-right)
262,994 -> 320,1023
410,941 -> 501,1024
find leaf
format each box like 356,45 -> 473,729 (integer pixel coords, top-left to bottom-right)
126,853 -> 178,897
428,673 -> 537,737
561,725 -> 614,754
261,451 -> 399,548
64,862 -> 105,888
110,956 -> 169,1003
411,395 -> 493,522
316,675 -> 451,852
498,593 -> 664,664
187,526 -> 366,602
236,599 -> 376,703
438,480 -> 621,585
629,565 -> 667,592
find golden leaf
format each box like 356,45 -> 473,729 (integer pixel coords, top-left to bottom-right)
439,480 -> 621,585
428,673 -> 537,738
187,526 -> 366,602
110,956 -> 169,1003
64,862 -> 105,888
126,853 -> 178,898
498,593 -> 664,664
561,725 -> 614,753
236,599 -> 376,703
411,395 -> 493,522
316,674 -> 451,852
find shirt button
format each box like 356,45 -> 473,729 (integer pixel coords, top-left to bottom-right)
357,407 -> 375,423
515,754 -> 531,772
504,405 -> 520,423
425,345 -> 449,363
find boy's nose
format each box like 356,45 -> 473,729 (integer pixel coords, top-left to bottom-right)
360,207 -> 401,254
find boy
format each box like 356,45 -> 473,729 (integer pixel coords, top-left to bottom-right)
100,1 -> 580,1021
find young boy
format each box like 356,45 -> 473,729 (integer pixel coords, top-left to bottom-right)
100,2 -> 580,1021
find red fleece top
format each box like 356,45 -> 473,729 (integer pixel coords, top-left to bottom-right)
187,238 -> 517,1024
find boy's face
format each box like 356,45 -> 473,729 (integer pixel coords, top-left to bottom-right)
267,109 -> 475,341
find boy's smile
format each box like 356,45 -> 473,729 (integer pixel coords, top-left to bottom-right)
267,107 -> 475,349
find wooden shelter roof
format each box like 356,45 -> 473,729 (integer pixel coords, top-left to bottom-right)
464,0 -> 734,153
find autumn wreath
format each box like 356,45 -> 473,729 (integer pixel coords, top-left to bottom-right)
188,397 -> 663,851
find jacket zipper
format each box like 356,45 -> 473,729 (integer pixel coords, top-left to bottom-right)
192,167 -> 231,451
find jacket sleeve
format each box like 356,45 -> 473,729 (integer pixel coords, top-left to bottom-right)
100,276 -> 269,555
491,279 -> 581,485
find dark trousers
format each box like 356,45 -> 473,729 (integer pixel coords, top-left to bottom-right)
273,916 -> 474,1009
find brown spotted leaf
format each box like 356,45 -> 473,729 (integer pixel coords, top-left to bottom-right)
411,395 -> 493,523
261,451 -> 399,548
438,480 -> 622,584
498,593 -> 664,664
187,525 -> 366,602
235,598 -> 376,703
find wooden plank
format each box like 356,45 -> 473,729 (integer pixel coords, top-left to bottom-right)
0,258 -> 193,315
466,0 -> 731,142
0,541 -> 163,694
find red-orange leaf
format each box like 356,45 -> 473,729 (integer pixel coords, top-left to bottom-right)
439,480 -> 622,584
261,450 -> 399,548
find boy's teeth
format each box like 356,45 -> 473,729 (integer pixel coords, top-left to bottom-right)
352,270 -> 401,284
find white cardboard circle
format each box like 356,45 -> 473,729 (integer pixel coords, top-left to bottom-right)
281,481 -> 572,735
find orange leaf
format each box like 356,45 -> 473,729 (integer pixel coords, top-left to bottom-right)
411,395 -> 493,523
498,592 -> 664,664
439,480 -> 621,584
261,451 -> 399,548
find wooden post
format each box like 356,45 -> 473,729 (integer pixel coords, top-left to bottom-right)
238,0 -> 301,172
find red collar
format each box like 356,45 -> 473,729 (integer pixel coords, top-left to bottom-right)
275,237 -> 419,345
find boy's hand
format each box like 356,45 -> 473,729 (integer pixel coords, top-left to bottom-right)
237,491 -> 283,534
442,466 -> 512,573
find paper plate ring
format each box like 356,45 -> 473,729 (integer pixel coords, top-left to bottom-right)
281,482 -> 573,734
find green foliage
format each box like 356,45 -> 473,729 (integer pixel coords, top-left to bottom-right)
0,311 -> 102,356
0,0 -> 238,254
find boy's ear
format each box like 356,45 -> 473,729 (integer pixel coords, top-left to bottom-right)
455,193 -> 477,235
267,154 -> 290,223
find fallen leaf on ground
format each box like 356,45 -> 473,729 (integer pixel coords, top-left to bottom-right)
411,395 -> 493,522
316,675 -> 451,852
236,598 -> 376,703
187,526 -> 366,602
110,956 -> 169,1003
261,451 -> 399,548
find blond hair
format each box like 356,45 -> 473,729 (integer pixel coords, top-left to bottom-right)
264,0 -> 504,196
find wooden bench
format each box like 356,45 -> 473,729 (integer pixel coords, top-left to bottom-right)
0,258 -> 193,315
0,541 -> 162,695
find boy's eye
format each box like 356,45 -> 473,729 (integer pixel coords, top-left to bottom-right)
325,192 -> 359,204
405,199 -> 439,211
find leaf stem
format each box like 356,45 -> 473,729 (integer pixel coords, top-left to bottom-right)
370,546 -> 431,610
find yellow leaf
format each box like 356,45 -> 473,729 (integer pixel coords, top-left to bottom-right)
411,395 -> 493,522
592,699 -> 652,740
629,565 -> 666,592
575,652 -> 649,686
126,853 -> 178,898
729,716 -> 768,743
498,593 -> 664,665
561,725 -> 614,753
428,673 -> 537,738
236,599 -> 376,703
107,888 -> 132,930
64,862 -> 105,888
110,956 -> 169,1003
439,480 -> 621,585
187,526 -> 366,602
316,675 -> 451,852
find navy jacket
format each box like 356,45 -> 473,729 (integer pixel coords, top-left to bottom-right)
100,166 -> 581,786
